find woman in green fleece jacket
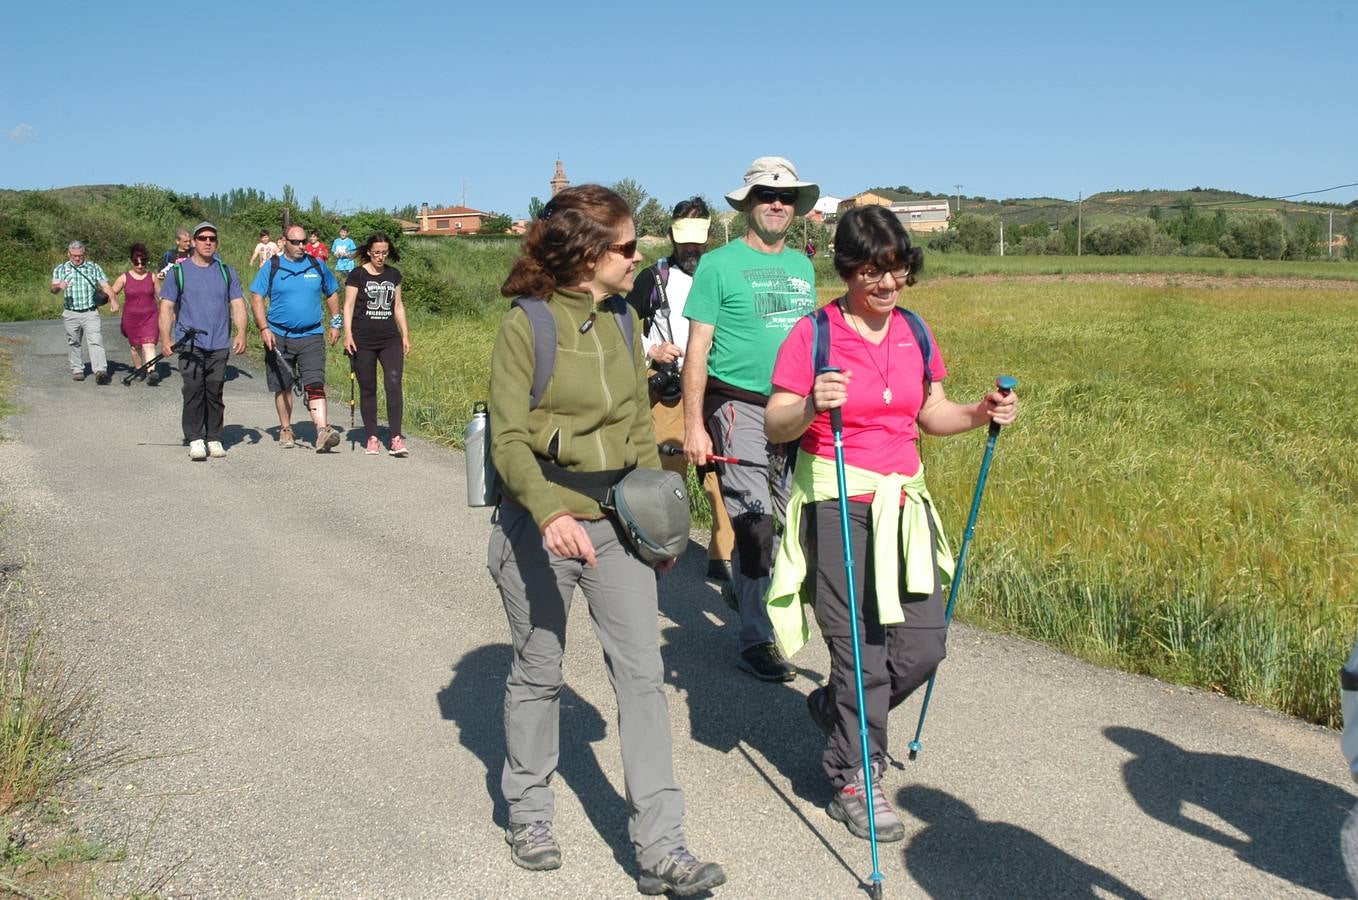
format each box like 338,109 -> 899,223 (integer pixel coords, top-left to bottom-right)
485,184 -> 726,896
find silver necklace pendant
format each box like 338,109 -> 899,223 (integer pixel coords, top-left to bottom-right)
883,387 -> 893,404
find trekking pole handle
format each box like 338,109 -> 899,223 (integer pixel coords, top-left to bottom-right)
658,443 -> 762,468
988,375 -> 1018,438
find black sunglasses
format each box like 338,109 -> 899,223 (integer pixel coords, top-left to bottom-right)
608,240 -> 638,257
195,234 -> 218,242
751,187 -> 798,205
286,238 -> 306,245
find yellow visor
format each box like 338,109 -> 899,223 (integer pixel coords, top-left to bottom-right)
671,218 -> 711,244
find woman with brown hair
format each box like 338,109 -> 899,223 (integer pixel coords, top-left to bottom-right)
486,184 -> 725,895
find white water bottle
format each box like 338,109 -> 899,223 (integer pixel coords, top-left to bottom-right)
464,401 -> 498,507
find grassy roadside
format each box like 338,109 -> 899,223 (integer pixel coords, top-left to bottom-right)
0,345 -> 144,897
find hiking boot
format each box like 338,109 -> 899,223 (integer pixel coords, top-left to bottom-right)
806,686 -> 834,738
827,764 -> 905,843
637,847 -> 726,896
316,426 -> 340,453
188,439 -> 207,461
364,436 -> 381,455
738,642 -> 795,682
94,371 -> 110,385
207,441 -> 227,458
706,559 -> 732,582
146,369 -> 161,386
279,427 -> 295,449
719,582 -> 737,612
504,821 -> 561,871
389,435 -> 408,457
72,372 -> 85,381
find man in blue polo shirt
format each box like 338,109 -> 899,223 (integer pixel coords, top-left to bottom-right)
157,222 -> 247,461
249,224 -> 342,452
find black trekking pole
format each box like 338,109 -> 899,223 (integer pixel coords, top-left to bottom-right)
347,350 -> 356,451
907,375 -> 1018,761
123,328 -> 203,385
821,367 -> 885,899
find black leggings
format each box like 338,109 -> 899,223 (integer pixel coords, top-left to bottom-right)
352,338 -> 404,438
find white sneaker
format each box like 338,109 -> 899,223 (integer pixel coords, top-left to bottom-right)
189,439 -> 207,461
207,441 -> 227,458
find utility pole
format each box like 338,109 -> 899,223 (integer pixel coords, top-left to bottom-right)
1077,192 -> 1083,257
999,217 -> 1004,256
954,184 -> 963,216
1330,211 -> 1334,259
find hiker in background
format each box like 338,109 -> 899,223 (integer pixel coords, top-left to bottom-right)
249,229 -> 279,268
763,204 -> 1017,842
623,196 -> 735,583
303,229 -> 329,262
331,225 -> 357,279
343,232 -> 410,456
249,224 -> 342,451
486,184 -> 725,896
159,229 -> 192,273
158,222 -> 247,461
682,155 -> 819,682
108,244 -> 162,385
50,240 -> 118,383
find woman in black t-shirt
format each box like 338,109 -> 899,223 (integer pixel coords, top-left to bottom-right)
343,232 -> 411,456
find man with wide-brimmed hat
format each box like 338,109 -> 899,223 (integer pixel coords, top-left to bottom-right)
682,156 -> 819,682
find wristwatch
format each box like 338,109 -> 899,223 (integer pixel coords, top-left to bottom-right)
329,314 -> 342,329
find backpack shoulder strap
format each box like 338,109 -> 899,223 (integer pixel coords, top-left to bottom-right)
811,306 -> 832,375
896,307 -> 935,388
510,297 -> 556,410
266,255 -> 282,296
605,294 -> 634,357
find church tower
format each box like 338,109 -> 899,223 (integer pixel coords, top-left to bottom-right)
550,159 -> 570,196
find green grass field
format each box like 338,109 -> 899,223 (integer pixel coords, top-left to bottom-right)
386,274 -> 1358,727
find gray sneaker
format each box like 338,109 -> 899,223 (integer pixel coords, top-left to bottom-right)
827,762 -> 905,842
207,441 -> 227,458
316,426 -> 340,453
505,821 -> 561,871
637,847 -> 726,896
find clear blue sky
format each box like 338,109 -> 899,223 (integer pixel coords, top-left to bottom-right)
2,1 -> 1354,218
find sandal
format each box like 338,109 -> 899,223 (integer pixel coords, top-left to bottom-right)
279,427 -> 295,449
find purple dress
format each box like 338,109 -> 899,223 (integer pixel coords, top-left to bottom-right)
120,272 -> 159,345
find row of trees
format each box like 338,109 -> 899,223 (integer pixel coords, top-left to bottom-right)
931,199 -> 1358,261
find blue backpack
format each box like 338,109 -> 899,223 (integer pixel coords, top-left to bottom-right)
810,304 -> 936,394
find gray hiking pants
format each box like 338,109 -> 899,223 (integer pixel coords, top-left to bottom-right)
488,500 -> 686,869
707,397 -> 790,651
802,500 -> 947,789
63,309 -> 106,375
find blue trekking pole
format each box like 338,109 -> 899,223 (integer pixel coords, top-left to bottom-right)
908,375 -> 1017,761
822,367 -> 885,900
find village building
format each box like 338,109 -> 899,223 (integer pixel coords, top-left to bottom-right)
416,203 -> 488,235
889,200 -> 952,232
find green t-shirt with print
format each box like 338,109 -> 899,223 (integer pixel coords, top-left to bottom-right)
683,239 -> 816,395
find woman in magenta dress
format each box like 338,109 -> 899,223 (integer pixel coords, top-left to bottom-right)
109,243 -> 163,385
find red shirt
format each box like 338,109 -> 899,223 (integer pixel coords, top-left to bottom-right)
770,301 -> 946,478
304,241 -> 329,261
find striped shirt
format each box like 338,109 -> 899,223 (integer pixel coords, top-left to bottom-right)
52,261 -> 109,312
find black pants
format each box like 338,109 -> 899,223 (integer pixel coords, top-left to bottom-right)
179,348 -> 228,441
352,337 -> 404,438
803,499 -> 947,789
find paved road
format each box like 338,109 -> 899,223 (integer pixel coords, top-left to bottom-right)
0,318 -> 1352,899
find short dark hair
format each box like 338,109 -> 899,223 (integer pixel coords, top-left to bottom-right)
671,196 -> 710,219
357,232 -> 400,263
833,205 -> 924,286
129,243 -> 149,263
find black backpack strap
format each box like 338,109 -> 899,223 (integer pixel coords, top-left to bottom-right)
811,306 -> 832,374
536,458 -> 634,502
511,297 -> 556,410
266,255 -> 282,297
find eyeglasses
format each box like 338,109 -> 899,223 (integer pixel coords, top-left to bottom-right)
369,250 -> 389,257
286,238 -> 306,245
751,187 -> 798,206
132,258 -> 148,265
858,266 -> 909,286
195,234 -> 218,243
608,240 -> 638,257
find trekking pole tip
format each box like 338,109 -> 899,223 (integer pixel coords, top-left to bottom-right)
907,739 -> 921,760
869,878 -> 884,900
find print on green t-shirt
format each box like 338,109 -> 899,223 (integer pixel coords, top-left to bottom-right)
684,240 -> 816,396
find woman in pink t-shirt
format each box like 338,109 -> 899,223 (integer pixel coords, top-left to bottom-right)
764,205 -> 1017,843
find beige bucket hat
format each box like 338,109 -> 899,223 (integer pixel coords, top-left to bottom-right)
724,156 -> 820,216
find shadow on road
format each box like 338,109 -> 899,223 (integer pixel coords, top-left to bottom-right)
1106,726 -> 1352,897
658,543 -> 827,804
436,643 -> 635,876
898,785 -> 1149,899
220,424 -> 262,448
